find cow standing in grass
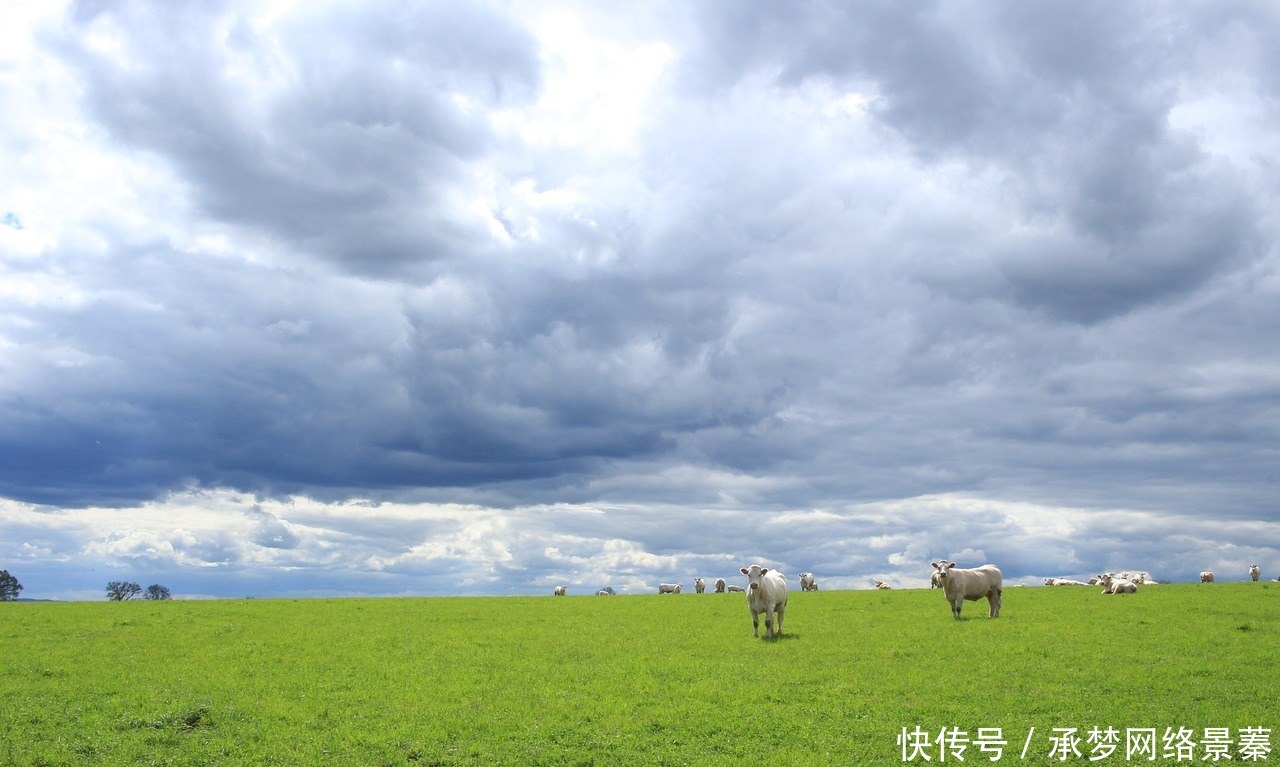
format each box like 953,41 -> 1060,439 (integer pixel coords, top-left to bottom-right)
1249,564 -> 1260,582
1200,571 -> 1215,583
931,561 -> 1002,619
740,564 -> 788,639
714,578 -> 726,593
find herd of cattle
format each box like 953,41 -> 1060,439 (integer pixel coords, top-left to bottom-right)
549,562 -> 1272,634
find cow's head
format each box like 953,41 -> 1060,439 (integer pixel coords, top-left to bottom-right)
930,561 -> 957,586
740,564 -> 769,592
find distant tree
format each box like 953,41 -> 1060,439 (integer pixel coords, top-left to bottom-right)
144,584 -> 172,601
0,570 -> 22,601
105,581 -> 142,601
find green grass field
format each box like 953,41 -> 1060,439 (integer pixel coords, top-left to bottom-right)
2,583 -> 1277,766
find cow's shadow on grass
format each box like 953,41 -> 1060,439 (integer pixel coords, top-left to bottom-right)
759,632 -> 801,643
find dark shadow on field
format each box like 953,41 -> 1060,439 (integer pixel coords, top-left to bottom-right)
759,632 -> 801,643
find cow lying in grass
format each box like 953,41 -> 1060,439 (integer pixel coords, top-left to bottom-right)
1099,573 -> 1137,594
740,564 -> 788,639
931,561 -> 1002,619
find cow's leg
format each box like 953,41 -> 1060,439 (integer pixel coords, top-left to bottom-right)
952,598 -> 963,619
764,604 -> 775,638
775,601 -> 785,636
750,608 -> 760,637
989,588 -> 1002,618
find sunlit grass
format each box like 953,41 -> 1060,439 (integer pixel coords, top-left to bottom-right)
2,583 -> 1276,765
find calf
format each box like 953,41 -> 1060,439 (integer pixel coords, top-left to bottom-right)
930,561 -> 1002,619
1200,571 -> 1215,583
553,585 -> 566,596
658,583 -> 682,594
1249,564 -> 1260,582
740,564 -> 788,638
694,577 -> 706,594
799,572 -> 817,591
714,578 -> 727,593
726,584 -> 745,593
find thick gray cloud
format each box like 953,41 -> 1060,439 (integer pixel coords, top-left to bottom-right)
60,0 -> 540,277
2,1 -> 1278,598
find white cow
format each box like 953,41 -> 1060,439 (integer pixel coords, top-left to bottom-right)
740,564 -> 788,638
799,572 -> 817,592
553,585 -> 566,596
1099,573 -> 1137,594
873,579 -> 892,590
726,584 -> 745,593
1249,564 -> 1260,582
930,570 -> 943,589
694,577 -> 706,594
658,583 -> 682,594
1200,571 -> 1215,583
714,578 -> 727,593
1048,578 -> 1087,586
595,587 -> 615,596
930,561 -> 1002,619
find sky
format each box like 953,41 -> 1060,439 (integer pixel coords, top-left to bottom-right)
3,1 -> 1279,600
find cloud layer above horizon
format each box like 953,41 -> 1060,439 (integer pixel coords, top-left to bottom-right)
3,1 -> 1279,598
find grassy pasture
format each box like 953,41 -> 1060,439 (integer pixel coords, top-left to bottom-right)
2,583 -> 1277,766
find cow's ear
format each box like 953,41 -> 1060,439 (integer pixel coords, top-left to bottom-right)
760,568 -> 769,575
948,562 -> 957,568
740,567 -> 749,575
